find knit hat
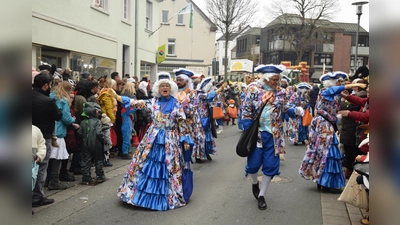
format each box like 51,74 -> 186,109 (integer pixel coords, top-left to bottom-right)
81,72 -> 91,79
101,113 -> 111,124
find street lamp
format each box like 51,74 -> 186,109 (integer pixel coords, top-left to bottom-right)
351,1 -> 368,72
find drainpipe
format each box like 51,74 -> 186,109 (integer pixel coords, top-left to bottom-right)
134,0 -> 139,76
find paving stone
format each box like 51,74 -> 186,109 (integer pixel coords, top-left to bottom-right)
323,215 -> 351,225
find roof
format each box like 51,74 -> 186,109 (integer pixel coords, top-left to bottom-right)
216,25 -> 252,41
266,14 -> 368,33
240,27 -> 261,36
189,0 -> 217,31
332,22 -> 368,33
217,32 -> 239,41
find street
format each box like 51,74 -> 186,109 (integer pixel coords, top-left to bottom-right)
32,124 -> 362,225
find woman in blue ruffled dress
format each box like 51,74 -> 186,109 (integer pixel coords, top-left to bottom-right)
299,72 -> 366,192
195,77 -> 221,162
117,72 -> 193,211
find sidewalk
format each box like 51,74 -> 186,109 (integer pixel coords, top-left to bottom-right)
321,192 -> 368,225
33,153 -> 132,214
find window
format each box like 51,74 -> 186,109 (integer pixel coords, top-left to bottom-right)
92,0 -> 109,12
162,10 -> 169,23
314,54 -> 333,66
167,39 -> 176,55
146,1 -> 152,30
177,14 -> 184,25
323,33 -> 333,42
358,36 -> 369,47
122,0 -> 131,22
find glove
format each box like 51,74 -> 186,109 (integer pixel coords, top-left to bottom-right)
294,107 -> 304,116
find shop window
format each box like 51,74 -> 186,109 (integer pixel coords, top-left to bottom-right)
70,53 -> 116,80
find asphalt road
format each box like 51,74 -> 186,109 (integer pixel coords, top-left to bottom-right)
32,124 -> 323,225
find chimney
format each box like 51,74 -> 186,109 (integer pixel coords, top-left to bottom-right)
238,24 -> 242,31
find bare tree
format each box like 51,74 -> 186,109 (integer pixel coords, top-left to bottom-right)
206,0 -> 258,80
265,0 -> 339,64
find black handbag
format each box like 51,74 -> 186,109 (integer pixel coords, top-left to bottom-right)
208,105 -> 217,138
236,103 -> 266,157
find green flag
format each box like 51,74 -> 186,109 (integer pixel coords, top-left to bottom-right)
177,3 -> 193,29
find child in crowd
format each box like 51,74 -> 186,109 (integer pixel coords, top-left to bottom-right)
32,125 -> 46,215
101,113 -> 113,167
77,102 -> 106,185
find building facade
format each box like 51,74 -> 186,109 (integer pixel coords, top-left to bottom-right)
259,14 -> 369,79
215,25 -> 250,76
235,27 -> 261,65
157,0 -> 217,78
32,0 -> 160,80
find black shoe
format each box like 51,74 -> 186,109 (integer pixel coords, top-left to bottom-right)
294,142 -> 299,146
48,181 -> 68,190
232,123 -> 236,125
258,196 -> 267,210
195,158 -> 203,163
32,197 -> 55,207
73,170 -> 83,175
121,154 -> 130,160
322,187 -> 342,194
59,174 -> 75,182
206,154 -> 212,161
252,182 -> 260,199
302,141 -> 306,145
32,210 -> 34,215
80,179 -> 96,186
317,184 -> 322,190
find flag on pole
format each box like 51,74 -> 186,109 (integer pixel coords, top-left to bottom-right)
177,3 -> 193,28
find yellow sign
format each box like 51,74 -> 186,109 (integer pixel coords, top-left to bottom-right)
232,62 -> 243,71
157,44 -> 166,64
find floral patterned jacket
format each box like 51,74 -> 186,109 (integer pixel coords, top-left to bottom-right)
241,82 -> 288,155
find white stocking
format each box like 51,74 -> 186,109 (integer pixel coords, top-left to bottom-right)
249,173 -> 258,185
259,175 -> 272,197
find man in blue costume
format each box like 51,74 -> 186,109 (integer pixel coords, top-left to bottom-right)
241,64 -> 288,210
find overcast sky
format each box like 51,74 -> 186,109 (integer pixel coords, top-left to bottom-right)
192,0 -> 370,32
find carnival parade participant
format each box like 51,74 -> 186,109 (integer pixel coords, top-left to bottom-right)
280,75 -> 291,136
287,82 -> 312,145
237,83 -> 247,131
196,77 -> 221,163
117,72 -> 194,211
299,72 -> 367,193
241,64 -> 288,210
174,68 -> 206,163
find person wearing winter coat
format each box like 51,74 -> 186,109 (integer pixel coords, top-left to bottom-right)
119,83 -> 137,159
100,113 -> 113,166
77,102 -> 106,185
337,80 -> 367,178
48,81 -> 79,189
32,72 -> 62,208
338,85 -> 369,155
32,125 -> 46,190
97,78 -> 122,123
